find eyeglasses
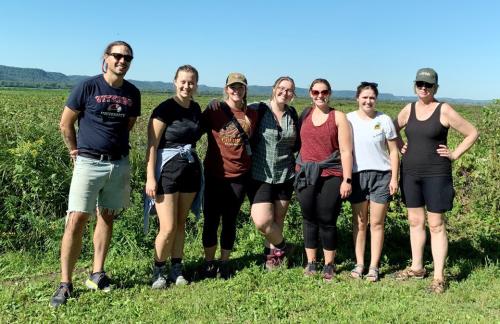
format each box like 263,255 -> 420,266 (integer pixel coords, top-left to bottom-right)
361,81 -> 378,87
108,53 -> 134,62
415,81 -> 434,88
277,87 -> 294,95
311,90 -> 330,96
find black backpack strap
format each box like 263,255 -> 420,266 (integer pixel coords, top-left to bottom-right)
219,101 -> 252,156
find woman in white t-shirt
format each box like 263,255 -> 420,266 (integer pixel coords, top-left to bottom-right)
347,82 -> 399,282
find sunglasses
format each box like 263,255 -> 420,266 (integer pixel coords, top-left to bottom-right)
361,81 -> 378,87
415,81 -> 434,88
311,90 -> 330,96
108,53 -> 133,62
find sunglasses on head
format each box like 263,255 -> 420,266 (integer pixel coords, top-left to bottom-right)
415,81 -> 434,88
108,53 -> 133,62
361,81 -> 378,87
311,90 -> 330,96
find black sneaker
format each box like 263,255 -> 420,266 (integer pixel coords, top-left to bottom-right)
85,271 -> 112,292
49,283 -> 73,308
200,260 -> 218,279
218,261 -> 233,280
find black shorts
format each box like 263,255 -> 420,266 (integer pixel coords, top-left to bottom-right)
247,179 -> 294,204
157,154 -> 201,194
401,173 -> 454,213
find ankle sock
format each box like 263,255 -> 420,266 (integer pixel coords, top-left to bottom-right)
275,240 -> 286,250
171,258 -> 182,265
155,260 -> 166,267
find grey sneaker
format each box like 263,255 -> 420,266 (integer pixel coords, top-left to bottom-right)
85,271 -> 112,292
169,263 -> 188,286
323,264 -> 336,282
49,283 -> 73,308
304,262 -> 317,277
151,265 -> 168,289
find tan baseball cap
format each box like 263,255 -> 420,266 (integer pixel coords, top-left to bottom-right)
226,72 -> 247,86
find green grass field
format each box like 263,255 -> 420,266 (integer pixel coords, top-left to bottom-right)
0,89 -> 498,323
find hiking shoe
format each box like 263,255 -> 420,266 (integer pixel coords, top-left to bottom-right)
265,248 -> 285,271
169,263 -> 188,286
394,267 -> 427,280
428,278 -> 447,294
49,283 -> 73,308
323,264 -> 336,282
218,261 -> 233,280
303,262 -> 317,277
85,271 -> 112,292
151,265 -> 168,289
200,260 -> 218,279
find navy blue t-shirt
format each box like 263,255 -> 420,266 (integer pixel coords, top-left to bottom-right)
66,75 -> 141,155
150,98 -> 202,148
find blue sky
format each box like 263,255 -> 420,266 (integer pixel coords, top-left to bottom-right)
1,0 -> 499,100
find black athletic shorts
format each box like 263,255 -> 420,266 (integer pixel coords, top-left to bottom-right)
247,179 -> 294,204
400,173 -> 454,213
157,154 -> 201,194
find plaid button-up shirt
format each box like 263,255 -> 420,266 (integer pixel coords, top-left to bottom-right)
250,101 -> 297,184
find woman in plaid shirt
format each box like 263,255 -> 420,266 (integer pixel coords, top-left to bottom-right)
247,76 -> 299,270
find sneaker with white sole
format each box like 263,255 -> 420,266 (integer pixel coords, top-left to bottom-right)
85,271 -> 112,292
169,263 -> 188,285
151,265 -> 168,289
49,283 -> 73,308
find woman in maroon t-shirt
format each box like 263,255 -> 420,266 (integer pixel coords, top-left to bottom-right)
295,78 -> 353,281
199,73 -> 258,279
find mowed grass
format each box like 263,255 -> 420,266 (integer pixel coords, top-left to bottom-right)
0,88 -> 498,323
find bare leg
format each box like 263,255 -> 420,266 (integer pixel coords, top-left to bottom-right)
171,192 -> 196,259
204,246 -> 217,261
60,212 -> 89,282
251,202 -> 284,246
368,201 -> 388,268
154,193 -> 178,262
427,212 -> 448,281
408,207 -> 426,271
220,249 -> 231,261
352,201 -> 369,267
305,248 -> 317,264
92,209 -> 115,273
323,249 -> 336,265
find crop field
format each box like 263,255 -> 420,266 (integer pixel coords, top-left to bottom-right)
0,88 -> 498,322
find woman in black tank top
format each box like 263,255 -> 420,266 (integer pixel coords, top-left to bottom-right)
394,68 -> 479,293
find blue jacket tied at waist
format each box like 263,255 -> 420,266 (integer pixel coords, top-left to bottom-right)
143,144 -> 204,234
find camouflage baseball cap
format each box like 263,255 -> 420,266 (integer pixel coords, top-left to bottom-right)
226,72 -> 247,86
415,68 -> 438,85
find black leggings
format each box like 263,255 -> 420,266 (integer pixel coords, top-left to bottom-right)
296,176 -> 342,250
202,173 -> 249,250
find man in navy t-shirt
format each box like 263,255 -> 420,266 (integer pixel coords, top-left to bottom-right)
50,41 -> 141,308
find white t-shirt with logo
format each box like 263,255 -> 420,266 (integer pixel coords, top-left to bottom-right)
347,111 -> 397,173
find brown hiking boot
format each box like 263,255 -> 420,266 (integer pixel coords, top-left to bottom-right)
428,278 -> 447,294
394,267 -> 427,280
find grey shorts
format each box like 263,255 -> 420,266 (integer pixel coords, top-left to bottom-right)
349,170 -> 391,204
67,155 -> 131,216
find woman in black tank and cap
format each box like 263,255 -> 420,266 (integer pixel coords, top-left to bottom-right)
394,68 -> 478,293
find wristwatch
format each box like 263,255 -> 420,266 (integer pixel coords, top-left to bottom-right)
345,178 -> 352,184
